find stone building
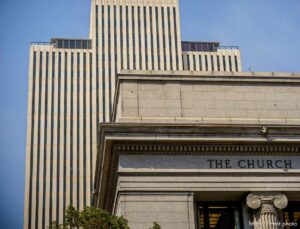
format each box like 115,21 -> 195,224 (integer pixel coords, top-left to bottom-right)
93,70 -> 300,229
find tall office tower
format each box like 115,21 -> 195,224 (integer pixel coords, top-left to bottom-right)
182,41 -> 242,72
24,39 -> 93,229
90,0 -> 183,122
24,0 -> 183,228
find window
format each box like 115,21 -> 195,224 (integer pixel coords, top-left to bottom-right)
229,56 -> 232,72
167,7 -> 172,69
82,40 -> 87,49
76,40 -> 81,49
63,40 -> 70,49
70,40 -> 75,49
173,7 -> 179,70
138,6 -> 142,69
132,6 -> 136,69
150,7 -> 154,68
199,55 -> 202,71
223,56 -> 226,71
197,202 -> 243,229
161,7 -> 166,69
155,7 -> 160,70
126,6 -> 129,69
187,54 -> 190,70
120,6 -> 123,69
144,6 -> 148,69
234,56 -> 239,72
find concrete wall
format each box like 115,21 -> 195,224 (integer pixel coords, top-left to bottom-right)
115,72 -> 300,124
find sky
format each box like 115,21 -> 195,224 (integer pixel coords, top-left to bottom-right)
0,0 -> 299,228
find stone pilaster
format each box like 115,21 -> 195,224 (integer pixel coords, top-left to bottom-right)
246,192 -> 288,229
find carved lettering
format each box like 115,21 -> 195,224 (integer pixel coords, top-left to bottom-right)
275,160 -> 283,169
247,160 -> 255,169
207,159 -> 294,169
257,160 -> 265,168
238,160 -> 246,168
284,160 -> 292,169
267,160 -> 274,169
215,160 -> 223,169
207,160 -> 214,169
225,160 -> 232,169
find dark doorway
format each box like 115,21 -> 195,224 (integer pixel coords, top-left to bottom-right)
283,202 -> 300,229
197,202 -> 243,229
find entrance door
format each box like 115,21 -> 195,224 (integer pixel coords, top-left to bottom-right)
197,202 -> 243,229
283,202 -> 300,229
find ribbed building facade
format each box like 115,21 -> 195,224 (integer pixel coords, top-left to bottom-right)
24,0 -> 242,228
182,41 -> 242,72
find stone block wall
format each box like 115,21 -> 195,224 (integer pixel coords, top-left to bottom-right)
115,192 -> 195,229
115,73 -> 300,124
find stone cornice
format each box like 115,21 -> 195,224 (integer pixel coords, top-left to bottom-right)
118,70 -> 300,79
113,143 -> 300,155
93,123 -> 300,212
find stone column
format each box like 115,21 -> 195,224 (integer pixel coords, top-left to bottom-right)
246,192 -> 288,229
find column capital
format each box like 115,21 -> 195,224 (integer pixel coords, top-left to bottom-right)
246,192 -> 288,210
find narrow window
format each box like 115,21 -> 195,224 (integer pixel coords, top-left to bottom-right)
205,55 -> 208,71
144,7 -> 148,70
63,52 -> 68,221
120,6 -> 123,70
167,8 -> 172,69
173,7 -> 179,70
89,53 -> 93,203
108,6 -> 112,117
114,6 -> 117,84
102,5 -> 106,122
95,5 -> 99,128
83,52 -> 87,206
70,52 -> 74,206
193,55 -> 196,71
138,6 -> 142,69
56,52 -> 61,222
49,52 -> 55,223
155,7 -> 160,70
211,55 -> 214,71
42,51 -> 49,228
126,6 -> 129,69
34,51 -> 43,228
217,56 -> 220,71
223,56 -> 226,71
229,56 -> 232,72
161,7 -> 166,69
150,7 -> 154,69
199,55 -> 202,71
132,6 -> 136,69
76,52 -> 80,209
234,56 -> 239,72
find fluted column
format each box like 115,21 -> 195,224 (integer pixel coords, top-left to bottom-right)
246,192 -> 288,229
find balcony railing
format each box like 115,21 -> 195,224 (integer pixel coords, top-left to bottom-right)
217,46 -> 239,50
31,39 -> 92,49
31,42 -> 55,46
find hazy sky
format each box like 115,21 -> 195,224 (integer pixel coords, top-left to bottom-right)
0,0 -> 299,228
